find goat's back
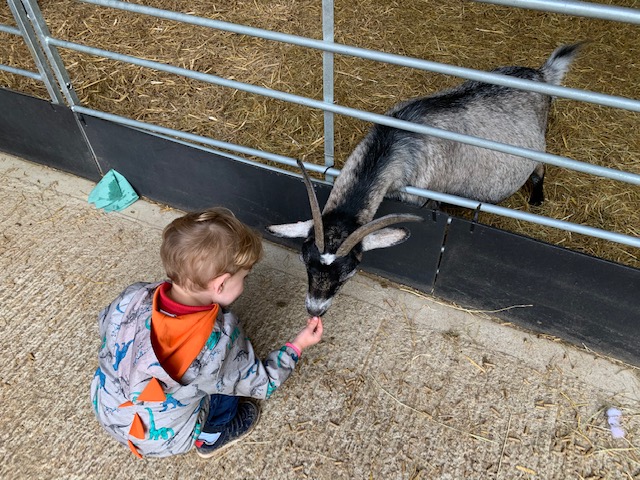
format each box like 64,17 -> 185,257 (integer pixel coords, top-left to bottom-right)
387,66 -> 551,204
327,44 -> 581,216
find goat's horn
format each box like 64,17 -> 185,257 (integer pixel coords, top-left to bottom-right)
297,160 -> 325,253
335,213 -> 423,257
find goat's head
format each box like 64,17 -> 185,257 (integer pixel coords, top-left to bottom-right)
267,160 -> 422,316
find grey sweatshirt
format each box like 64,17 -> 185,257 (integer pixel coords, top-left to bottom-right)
90,282 -> 299,457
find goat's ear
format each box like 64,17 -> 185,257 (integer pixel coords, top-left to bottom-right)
266,220 -> 313,238
361,227 -> 411,251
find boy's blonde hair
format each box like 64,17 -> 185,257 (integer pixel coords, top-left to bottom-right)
160,207 -> 263,291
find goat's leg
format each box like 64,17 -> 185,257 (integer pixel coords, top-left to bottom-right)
528,164 -> 545,206
421,199 -> 441,211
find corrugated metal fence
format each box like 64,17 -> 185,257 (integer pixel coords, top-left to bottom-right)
2,0 -> 639,249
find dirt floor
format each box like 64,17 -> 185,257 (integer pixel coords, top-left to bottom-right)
0,153 -> 638,479
0,0 -> 638,268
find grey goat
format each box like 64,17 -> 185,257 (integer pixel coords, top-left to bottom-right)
268,43 -> 581,317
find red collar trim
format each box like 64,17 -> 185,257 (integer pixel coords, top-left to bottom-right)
157,282 -> 216,316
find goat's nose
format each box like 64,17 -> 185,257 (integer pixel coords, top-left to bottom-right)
305,295 -> 332,317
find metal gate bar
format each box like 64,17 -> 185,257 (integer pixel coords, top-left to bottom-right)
4,0 -> 65,103
476,0 -> 640,24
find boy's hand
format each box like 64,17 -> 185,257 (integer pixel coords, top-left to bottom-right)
291,317 -> 323,353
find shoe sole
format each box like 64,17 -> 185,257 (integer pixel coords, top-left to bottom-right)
195,403 -> 261,459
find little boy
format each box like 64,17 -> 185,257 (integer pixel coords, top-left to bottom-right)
91,207 -> 323,458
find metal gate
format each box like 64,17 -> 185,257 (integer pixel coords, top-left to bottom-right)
2,0 -> 639,248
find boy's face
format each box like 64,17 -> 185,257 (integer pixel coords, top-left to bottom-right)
215,268 -> 250,307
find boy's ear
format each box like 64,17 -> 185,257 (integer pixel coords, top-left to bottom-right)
209,273 -> 231,293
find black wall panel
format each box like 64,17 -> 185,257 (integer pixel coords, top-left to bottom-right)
0,88 -> 100,181
81,113 -> 328,228
434,218 -> 640,365
360,205 -> 447,293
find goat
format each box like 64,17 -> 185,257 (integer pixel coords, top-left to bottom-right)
268,43 -> 582,317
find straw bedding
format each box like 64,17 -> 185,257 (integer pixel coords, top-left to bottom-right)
0,0 -> 638,267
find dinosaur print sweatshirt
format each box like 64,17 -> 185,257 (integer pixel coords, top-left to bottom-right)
91,282 -> 300,457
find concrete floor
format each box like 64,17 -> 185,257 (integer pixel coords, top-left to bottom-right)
0,153 -> 638,479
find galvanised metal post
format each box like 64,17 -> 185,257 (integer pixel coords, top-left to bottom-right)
322,0 -> 335,183
17,0 -> 79,106
5,0 -> 65,104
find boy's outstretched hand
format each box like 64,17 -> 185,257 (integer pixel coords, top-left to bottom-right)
291,317 -> 323,353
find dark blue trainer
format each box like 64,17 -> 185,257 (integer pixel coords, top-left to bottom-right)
196,399 -> 261,458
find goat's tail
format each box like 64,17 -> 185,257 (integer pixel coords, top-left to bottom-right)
541,42 -> 584,85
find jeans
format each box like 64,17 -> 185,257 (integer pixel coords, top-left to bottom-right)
202,394 -> 239,433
